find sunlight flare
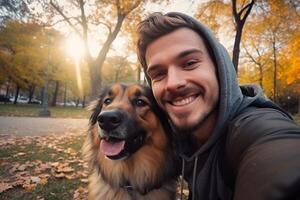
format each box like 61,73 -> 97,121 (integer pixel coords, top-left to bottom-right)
65,34 -> 84,98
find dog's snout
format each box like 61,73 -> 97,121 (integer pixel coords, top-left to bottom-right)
98,110 -> 122,131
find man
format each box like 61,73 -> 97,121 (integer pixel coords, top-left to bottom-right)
136,12 -> 300,200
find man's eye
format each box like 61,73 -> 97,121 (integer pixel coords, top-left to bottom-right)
149,71 -> 165,81
103,98 -> 112,105
185,60 -> 198,67
134,99 -> 147,107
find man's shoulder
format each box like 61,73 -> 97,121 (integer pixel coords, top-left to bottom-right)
228,107 -> 298,138
224,107 -> 300,176
224,107 -> 300,199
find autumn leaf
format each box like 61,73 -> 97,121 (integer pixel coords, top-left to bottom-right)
0,182 -> 13,193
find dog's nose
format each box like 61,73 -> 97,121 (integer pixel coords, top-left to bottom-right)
98,110 -> 122,131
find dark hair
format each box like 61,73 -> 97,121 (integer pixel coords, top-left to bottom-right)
136,12 -> 214,83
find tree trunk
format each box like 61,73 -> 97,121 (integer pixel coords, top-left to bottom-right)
82,95 -> 85,108
259,64 -> 263,89
89,14 -> 126,98
298,93 -> 300,115
64,81 -> 67,107
51,80 -> 59,107
232,23 -> 243,73
5,79 -> 10,104
76,98 -> 80,107
28,85 -> 35,103
89,59 -> 102,98
13,86 -> 20,104
232,0 -> 255,73
5,80 -> 10,98
272,39 -> 277,103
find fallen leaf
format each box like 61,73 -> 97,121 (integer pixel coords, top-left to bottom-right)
0,182 -> 13,193
17,152 -> 26,156
80,179 -> 88,183
18,164 -> 27,171
54,173 -> 66,178
65,174 -> 76,180
66,147 -> 77,156
31,176 -> 41,184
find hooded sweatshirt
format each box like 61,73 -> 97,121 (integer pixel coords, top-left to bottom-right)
163,12 -> 300,200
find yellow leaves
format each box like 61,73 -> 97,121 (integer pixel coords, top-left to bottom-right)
73,186 -> 88,200
119,0 -> 142,14
66,147 -> 77,156
278,32 -> 300,86
195,1 -> 232,36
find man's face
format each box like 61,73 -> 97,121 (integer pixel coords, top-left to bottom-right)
145,28 -> 219,133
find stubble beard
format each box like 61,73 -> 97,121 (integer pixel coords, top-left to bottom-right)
170,105 -> 217,140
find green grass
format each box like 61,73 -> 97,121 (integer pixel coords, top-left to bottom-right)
0,104 -> 89,118
0,143 -> 67,164
0,178 -> 82,200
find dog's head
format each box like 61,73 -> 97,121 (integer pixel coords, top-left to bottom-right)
89,83 -> 171,161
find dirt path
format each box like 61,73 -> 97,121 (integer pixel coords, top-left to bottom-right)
0,116 -> 88,136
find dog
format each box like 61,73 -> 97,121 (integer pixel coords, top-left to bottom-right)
83,83 -> 178,200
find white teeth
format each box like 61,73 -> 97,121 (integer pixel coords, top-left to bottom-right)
172,96 -> 196,106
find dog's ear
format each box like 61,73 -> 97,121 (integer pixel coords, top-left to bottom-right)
89,86 -> 109,125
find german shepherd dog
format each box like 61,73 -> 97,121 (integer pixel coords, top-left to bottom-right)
83,83 -> 178,200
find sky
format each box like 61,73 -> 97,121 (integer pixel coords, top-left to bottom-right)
145,0 -> 199,15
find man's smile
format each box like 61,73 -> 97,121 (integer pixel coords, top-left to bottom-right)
169,94 -> 198,106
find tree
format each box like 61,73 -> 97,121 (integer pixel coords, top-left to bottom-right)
48,0 -> 153,98
102,55 -> 136,84
232,0 -> 255,73
195,0 -> 255,73
0,20 -> 77,105
195,0 -> 232,37
243,0 -> 299,102
0,21 -> 47,103
0,0 -> 30,25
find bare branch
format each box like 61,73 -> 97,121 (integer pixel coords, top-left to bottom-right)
91,21 -> 112,35
232,0 -> 240,23
49,0 -> 82,37
240,0 -> 255,23
79,0 -> 88,39
125,0 -> 141,15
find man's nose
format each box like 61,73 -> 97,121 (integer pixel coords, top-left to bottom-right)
165,66 -> 186,92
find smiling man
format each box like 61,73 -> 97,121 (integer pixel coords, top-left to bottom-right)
136,12 -> 300,200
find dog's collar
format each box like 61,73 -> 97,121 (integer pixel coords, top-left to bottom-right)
121,181 -> 162,196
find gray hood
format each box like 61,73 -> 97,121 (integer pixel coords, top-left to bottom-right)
165,12 -> 290,161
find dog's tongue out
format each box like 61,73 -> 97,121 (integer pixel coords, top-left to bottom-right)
100,140 -> 125,156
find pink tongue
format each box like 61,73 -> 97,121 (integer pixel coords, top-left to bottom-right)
100,140 -> 125,156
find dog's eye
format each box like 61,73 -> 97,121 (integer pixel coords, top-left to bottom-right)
103,98 -> 112,105
134,99 -> 147,107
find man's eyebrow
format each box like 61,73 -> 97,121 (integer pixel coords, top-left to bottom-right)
147,64 -> 161,75
176,48 -> 204,59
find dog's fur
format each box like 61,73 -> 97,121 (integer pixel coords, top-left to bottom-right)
83,83 -> 178,200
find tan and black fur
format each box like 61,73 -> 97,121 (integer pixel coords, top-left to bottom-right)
83,83 -> 178,200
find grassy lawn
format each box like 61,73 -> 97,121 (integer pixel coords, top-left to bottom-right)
0,104 -> 88,118
0,132 -> 88,200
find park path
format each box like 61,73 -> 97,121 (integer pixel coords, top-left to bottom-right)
0,116 -> 89,136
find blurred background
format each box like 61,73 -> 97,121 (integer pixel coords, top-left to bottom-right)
0,0 -> 299,115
